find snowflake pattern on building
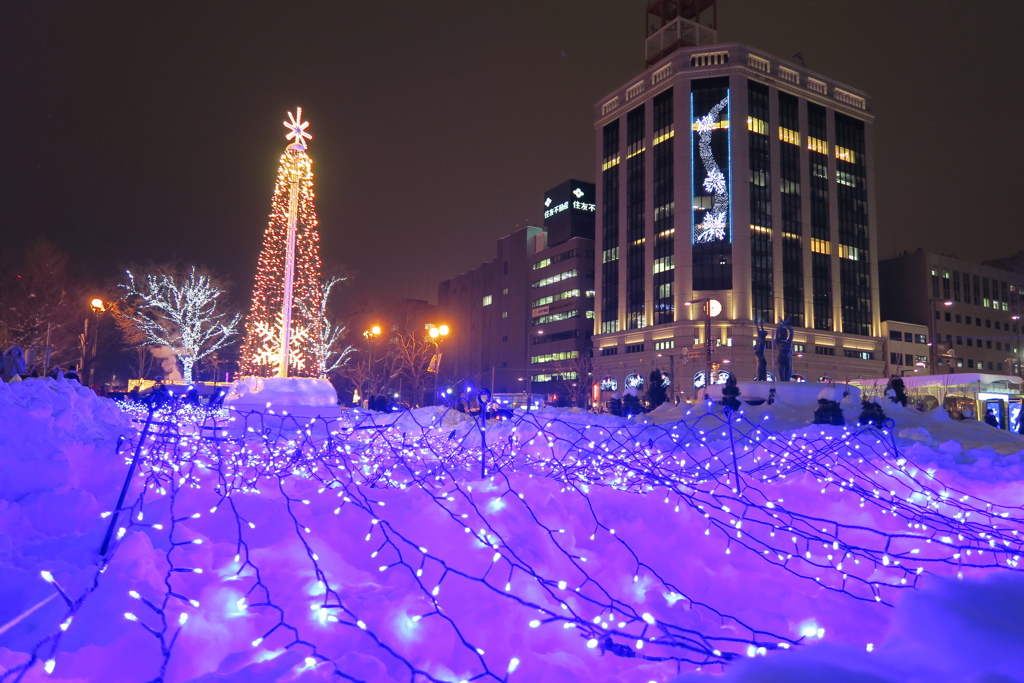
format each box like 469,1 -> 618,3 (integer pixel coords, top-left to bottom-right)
693,96 -> 730,244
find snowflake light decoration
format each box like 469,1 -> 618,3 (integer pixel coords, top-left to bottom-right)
284,107 -> 312,149
693,96 -> 730,244
251,311 -> 310,372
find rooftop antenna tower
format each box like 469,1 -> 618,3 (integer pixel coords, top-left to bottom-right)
644,0 -> 718,67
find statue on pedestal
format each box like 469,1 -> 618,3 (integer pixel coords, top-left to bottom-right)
775,319 -> 793,382
754,322 -> 769,381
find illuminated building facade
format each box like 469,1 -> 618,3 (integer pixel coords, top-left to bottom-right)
593,24 -> 884,397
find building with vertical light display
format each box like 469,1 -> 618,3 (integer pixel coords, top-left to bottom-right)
592,1 -> 884,399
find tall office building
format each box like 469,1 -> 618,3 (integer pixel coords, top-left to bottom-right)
529,180 -> 596,403
593,1 -> 884,398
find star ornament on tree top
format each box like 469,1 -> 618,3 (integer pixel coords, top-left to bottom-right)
284,107 -> 312,149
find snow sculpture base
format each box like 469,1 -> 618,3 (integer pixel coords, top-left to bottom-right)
704,381 -> 861,407
224,376 -> 340,418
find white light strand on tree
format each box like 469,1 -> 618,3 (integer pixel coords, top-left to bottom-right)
297,275 -> 353,378
119,267 -> 240,384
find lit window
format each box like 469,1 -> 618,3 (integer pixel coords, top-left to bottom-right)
482,295 -> 493,306
653,255 -> 674,274
747,117 -> 767,135
811,238 -> 830,254
838,245 -> 860,261
807,136 -> 827,154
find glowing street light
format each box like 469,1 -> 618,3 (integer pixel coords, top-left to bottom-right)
83,298 -> 106,387
428,324 -> 450,405
362,324 -> 383,401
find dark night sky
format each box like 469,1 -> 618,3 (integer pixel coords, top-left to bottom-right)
3,1 -> 1022,305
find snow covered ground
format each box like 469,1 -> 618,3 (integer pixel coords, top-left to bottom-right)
1,378 -> 1023,682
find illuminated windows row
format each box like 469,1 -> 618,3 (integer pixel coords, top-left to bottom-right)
602,247 -> 619,263
835,145 -> 856,163
531,289 -> 580,308
530,350 -> 579,365
652,127 -> 675,146
531,269 -> 578,288
811,238 -> 830,254
653,255 -> 674,274
532,310 -> 592,325
532,371 -> 577,382
779,127 -> 800,146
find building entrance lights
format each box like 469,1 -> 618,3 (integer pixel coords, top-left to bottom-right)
684,298 -> 722,399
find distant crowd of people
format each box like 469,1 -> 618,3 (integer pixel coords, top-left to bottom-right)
1,345 -> 84,384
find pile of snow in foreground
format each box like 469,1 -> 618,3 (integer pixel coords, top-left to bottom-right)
0,381 -> 1023,682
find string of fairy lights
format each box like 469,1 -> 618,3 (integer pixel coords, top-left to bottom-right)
4,398 -> 1022,682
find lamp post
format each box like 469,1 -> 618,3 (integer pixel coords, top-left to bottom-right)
684,298 -> 722,399
927,299 -> 954,374
363,324 -> 382,405
428,323 -> 449,406
81,298 -> 105,388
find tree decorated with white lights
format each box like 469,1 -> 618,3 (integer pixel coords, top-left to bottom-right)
239,108 -> 325,377
118,266 -> 240,384
297,273 -> 354,378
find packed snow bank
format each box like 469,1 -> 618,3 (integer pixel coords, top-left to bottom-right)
676,572 -> 1024,683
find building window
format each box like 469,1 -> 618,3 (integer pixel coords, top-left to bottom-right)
482,295 -> 493,306
814,346 -> 835,356
915,334 -> 926,344
654,340 -> 675,350
626,343 -> 645,353
889,330 -> 903,341
600,347 -> 618,356
890,352 -> 902,365
843,349 -> 873,360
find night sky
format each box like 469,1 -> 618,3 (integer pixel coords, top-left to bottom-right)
4,1 -> 1022,305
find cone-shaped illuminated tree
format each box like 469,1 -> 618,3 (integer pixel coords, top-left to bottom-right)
239,108 -> 324,377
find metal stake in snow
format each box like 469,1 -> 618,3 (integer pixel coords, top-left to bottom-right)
100,397 -> 159,557
278,107 -> 312,378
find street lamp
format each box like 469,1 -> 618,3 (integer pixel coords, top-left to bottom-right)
82,298 -> 105,388
363,324 -> 383,404
927,299 -> 954,374
428,323 -> 449,406
684,298 -> 723,399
